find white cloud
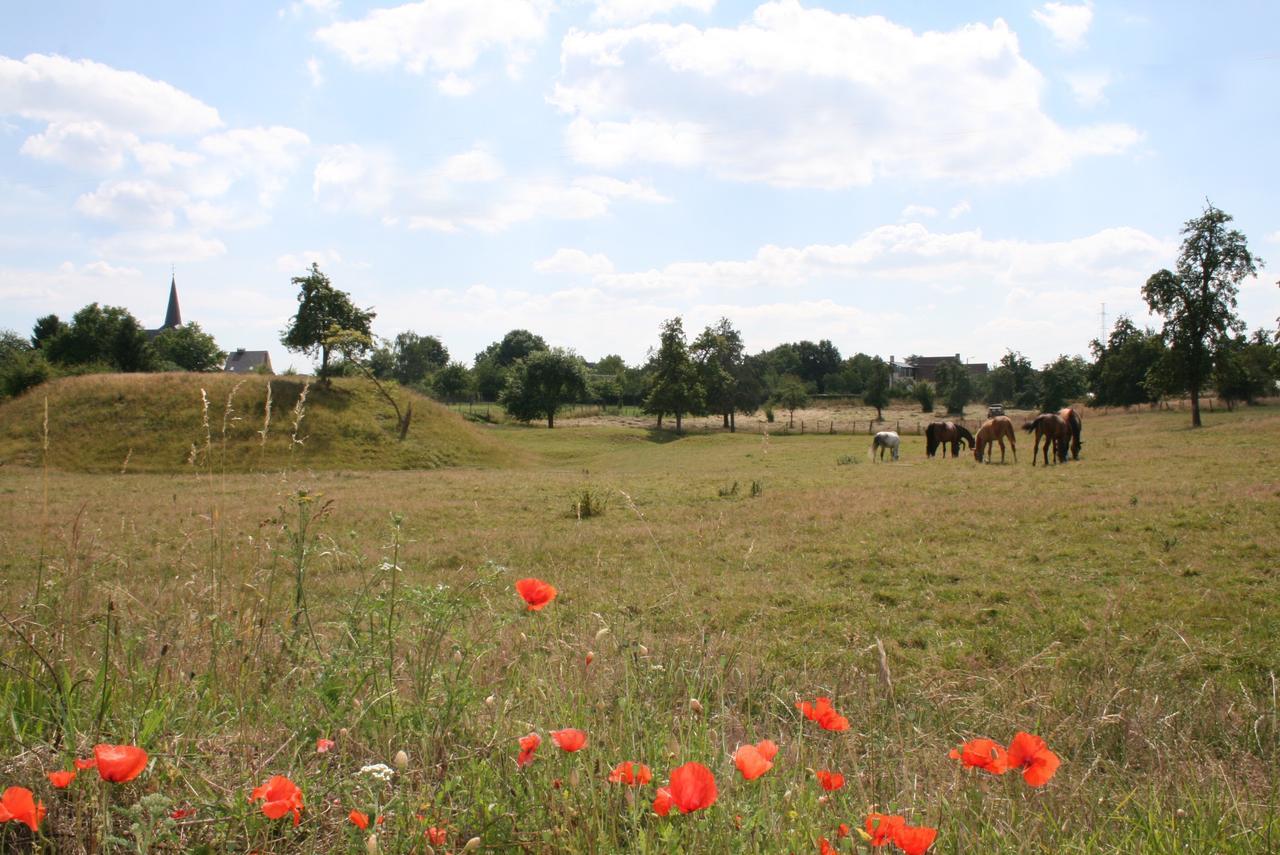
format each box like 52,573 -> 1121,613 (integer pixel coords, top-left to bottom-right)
313,144 -> 398,214
1033,2 -> 1094,51
195,126 -> 310,205
437,72 -> 476,96
1267,230 -> 1280,244
307,57 -> 325,87
901,204 -> 938,220
20,121 -> 138,172
552,2 -> 1139,187
94,230 -> 227,262
0,260 -> 144,304
316,0 -> 549,90
590,0 -> 716,26
1066,70 -> 1111,107
434,146 -> 504,183
75,179 -> 188,229
948,201 -> 972,219
535,248 -> 615,275
0,53 -> 221,135
276,249 -> 343,272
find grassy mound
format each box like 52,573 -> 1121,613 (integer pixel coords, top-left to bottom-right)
0,373 -> 518,472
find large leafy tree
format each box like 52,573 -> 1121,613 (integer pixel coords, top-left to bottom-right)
1142,203 -> 1262,426
1088,316 -> 1166,407
431,362 -> 472,403
987,350 -> 1040,407
31,314 -> 65,349
863,357 -> 891,420
151,322 -> 225,372
1213,330 -> 1278,408
692,318 -> 745,430
1038,355 -> 1089,411
500,348 -> 589,428
795,339 -> 841,393
934,357 -> 973,415
43,303 -> 152,371
280,264 -> 375,380
391,332 -> 449,385
644,317 -> 703,432
473,329 -> 548,401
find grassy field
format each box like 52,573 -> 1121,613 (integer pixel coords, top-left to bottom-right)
1,386 -> 1278,853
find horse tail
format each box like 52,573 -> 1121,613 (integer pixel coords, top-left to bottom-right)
1021,416 -> 1040,433
868,436 -> 877,460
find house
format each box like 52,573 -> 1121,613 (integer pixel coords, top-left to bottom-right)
889,354 -> 989,386
223,349 -> 273,374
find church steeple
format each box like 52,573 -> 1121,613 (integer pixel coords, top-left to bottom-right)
163,271 -> 182,329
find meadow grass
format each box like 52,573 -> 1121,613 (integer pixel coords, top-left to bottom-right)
0,384 -> 1278,853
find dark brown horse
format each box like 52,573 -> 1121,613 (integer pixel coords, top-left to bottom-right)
925,421 -> 976,458
1022,413 -> 1071,466
1057,407 -> 1083,460
973,416 -> 1017,463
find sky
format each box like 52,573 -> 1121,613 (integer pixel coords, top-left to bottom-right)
2,0 -> 1278,373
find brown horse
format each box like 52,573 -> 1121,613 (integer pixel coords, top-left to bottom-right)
973,416 -> 1017,463
1022,413 -> 1071,466
1057,407 -> 1083,460
925,421 -> 976,458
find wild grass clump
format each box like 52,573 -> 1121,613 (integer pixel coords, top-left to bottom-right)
572,487 -> 608,518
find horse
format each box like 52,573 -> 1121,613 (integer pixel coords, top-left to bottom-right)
1057,407 -> 1083,460
973,416 -> 1017,464
869,431 -> 900,462
925,421 -> 975,458
1022,413 -> 1071,466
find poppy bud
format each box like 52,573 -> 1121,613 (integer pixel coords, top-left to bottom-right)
453,649 -> 463,664
569,769 -> 580,788
624,788 -> 636,808
689,698 -> 703,715
818,795 -> 829,805
484,694 -> 496,707
585,651 -> 594,666
464,836 -> 481,850
1176,808 -> 1186,818
637,644 -> 648,657
594,627 -> 610,641
339,728 -> 349,739
394,750 -> 409,770
366,834 -> 379,854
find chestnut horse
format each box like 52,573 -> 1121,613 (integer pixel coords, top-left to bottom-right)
1022,413 -> 1071,466
925,421 -> 976,458
973,416 -> 1017,464
1057,407 -> 1083,460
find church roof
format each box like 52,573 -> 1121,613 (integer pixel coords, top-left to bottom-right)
163,276 -> 182,328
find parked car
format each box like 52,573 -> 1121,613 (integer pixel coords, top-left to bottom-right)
987,404 -> 1005,418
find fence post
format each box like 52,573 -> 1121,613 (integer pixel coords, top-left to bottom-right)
801,420 -> 805,434
829,421 -> 835,435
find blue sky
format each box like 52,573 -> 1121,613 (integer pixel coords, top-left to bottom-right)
2,0 -> 1277,373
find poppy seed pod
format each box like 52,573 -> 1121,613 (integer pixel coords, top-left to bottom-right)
484,694 -> 496,707
452,649 -> 463,664
464,836 -> 482,850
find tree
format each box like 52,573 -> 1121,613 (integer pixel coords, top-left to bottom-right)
934,357 -> 973,415
43,303 -> 152,371
795,339 -> 841,393
431,362 -> 472,403
391,332 -> 448,386
473,329 -> 548,402
693,318 -> 745,430
0,335 -> 52,399
1142,203 -> 1262,427
150,322 -> 225,371
499,348 -> 589,428
644,317 -> 703,432
280,264 -> 375,381
1213,330 -> 1278,408
1089,316 -> 1166,407
987,350 -> 1040,407
1038,355 -> 1089,411
326,329 -> 412,439
913,380 -> 935,413
863,357 -> 891,420
774,376 -> 809,427
31,314 -> 65,349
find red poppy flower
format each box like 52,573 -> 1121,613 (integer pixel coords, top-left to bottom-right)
93,744 -> 149,783
894,823 -> 938,855
797,697 -> 850,732
316,738 -> 335,754
733,744 -> 772,781
652,786 -> 673,817
170,807 -> 196,820
949,738 -> 1009,775
668,762 -> 717,813
517,732 -> 541,767
0,787 -> 46,832
349,809 -> 370,830
74,758 -> 96,771
815,770 -> 845,792
250,775 -> 304,826
1006,732 -> 1060,787
755,739 -> 779,761
514,578 -> 557,611
427,826 -> 448,845
608,761 -> 652,785
47,770 -> 76,788
551,728 -> 587,752
837,822 -> 851,838
864,813 -> 905,847
819,837 -> 839,855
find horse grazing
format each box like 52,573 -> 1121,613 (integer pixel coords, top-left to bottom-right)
925,421 -> 975,458
1057,407 -> 1083,460
1022,413 -> 1071,466
869,430 -> 900,462
973,416 -> 1017,464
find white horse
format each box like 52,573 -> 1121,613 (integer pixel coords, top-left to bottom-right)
869,430 -> 900,462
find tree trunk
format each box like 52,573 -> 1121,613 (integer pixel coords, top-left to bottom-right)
730,411 -> 736,433
675,412 -> 682,432
319,346 -> 330,383
722,412 -> 729,429
657,413 -> 663,428
1190,383 -> 1201,427
548,411 -> 555,429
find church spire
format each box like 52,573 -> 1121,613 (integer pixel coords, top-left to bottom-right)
163,269 -> 182,328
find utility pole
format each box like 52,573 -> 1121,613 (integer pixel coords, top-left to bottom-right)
1099,302 -> 1107,342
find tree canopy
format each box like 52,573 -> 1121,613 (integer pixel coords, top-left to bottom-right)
151,322 -> 225,372
280,264 -> 375,379
644,317 -> 703,432
1142,203 -> 1261,426
499,348 -> 589,428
